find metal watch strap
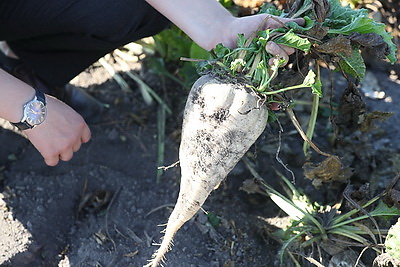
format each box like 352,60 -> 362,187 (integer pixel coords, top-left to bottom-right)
11,89 -> 46,130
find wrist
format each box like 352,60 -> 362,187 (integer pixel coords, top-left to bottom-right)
10,88 -> 47,131
0,70 -> 37,123
220,17 -> 240,49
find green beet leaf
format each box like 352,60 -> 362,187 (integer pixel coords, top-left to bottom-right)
339,46 -> 366,81
325,0 -> 397,63
286,16 -> 314,32
190,42 -> 211,60
274,30 -> 311,52
237,33 -> 247,48
213,43 -> 231,58
258,4 -> 284,17
312,76 -> 323,97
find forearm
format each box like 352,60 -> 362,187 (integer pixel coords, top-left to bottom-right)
145,0 -> 236,50
0,69 -> 35,123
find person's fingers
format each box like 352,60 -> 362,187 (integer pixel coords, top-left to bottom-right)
81,125 -> 91,143
44,156 -> 59,167
59,149 -> 74,162
265,17 -> 305,29
282,17 -> 305,27
265,41 -> 282,56
73,142 -> 81,152
266,41 -> 289,65
280,45 -> 295,55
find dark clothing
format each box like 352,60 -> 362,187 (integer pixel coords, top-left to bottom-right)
0,1 -> 170,86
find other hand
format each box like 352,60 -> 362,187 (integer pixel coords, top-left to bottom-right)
25,95 -> 91,166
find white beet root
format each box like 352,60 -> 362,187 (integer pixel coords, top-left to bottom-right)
145,74 -> 268,267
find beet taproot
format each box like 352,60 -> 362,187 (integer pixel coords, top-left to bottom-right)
145,74 -> 268,266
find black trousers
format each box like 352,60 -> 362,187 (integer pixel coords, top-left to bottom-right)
0,0 -> 170,86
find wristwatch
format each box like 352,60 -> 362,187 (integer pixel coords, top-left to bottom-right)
11,89 -> 47,130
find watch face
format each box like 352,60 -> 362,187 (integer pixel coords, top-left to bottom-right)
25,100 -> 47,126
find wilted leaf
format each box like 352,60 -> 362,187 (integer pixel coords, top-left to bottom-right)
336,81 -> 366,133
384,189 -> 400,209
303,156 -> 353,187
358,111 -> 393,132
315,35 -> 352,57
307,23 -> 329,40
349,32 -> 390,60
312,0 -> 330,23
240,179 -> 267,196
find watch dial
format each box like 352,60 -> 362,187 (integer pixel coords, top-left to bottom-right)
25,100 -> 46,125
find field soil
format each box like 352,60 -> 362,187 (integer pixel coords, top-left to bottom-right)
1,52 -> 399,267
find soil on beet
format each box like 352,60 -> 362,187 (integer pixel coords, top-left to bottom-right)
1,46 -> 399,266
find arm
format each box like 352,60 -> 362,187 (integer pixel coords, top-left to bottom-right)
146,0 -> 304,50
0,69 -> 91,166
0,69 -> 35,122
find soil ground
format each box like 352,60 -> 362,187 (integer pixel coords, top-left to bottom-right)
0,52 -> 399,267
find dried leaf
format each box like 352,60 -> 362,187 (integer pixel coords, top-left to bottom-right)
349,32 -> 390,60
287,0 -> 306,18
315,35 -> 352,57
308,23 -> 329,40
312,0 -> 330,23
303,156 -> 353,187
240,179 -> 268,196
335,81 -> 366,133
78,190 -> 112,217
358,111 -> 393,133
384,189 -> 400,209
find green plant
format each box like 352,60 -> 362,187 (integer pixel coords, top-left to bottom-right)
138,25 -> 210,89
244,158 -> 400,263
243,157 -> 400,265
199,0 -> 397,156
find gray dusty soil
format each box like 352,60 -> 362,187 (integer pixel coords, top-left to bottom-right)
1,54 -> 400,267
